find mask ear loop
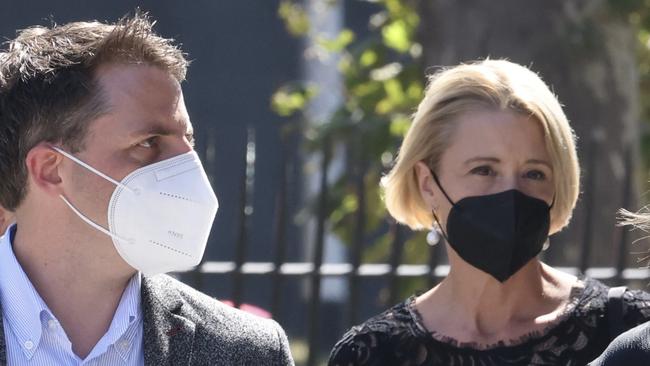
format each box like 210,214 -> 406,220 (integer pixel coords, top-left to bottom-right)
428,167 -> 455,207
542,196 -> 556,251
58,195 -> 131,243
50,146 -> 133,244
549,196 -> 556,210
51,146 -> 134,193
427,166 -> 454,244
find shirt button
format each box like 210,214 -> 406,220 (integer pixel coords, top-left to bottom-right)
47,319 -> 57,330
24,340 -> 34,350
117,340 -> 129,350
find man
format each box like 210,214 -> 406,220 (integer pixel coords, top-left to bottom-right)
0,207 -> 13,236
0,12 -> 294,365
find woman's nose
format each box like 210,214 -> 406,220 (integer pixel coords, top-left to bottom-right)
499,175 -> 523,192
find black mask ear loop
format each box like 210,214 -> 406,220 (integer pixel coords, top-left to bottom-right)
543,195 -> 555,251
427,167 -> 454,244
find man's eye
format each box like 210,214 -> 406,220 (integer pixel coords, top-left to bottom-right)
525,170 -> 546,180
470,166 -> 494,176
185,133 -> 195,147
137,137 -> 158,148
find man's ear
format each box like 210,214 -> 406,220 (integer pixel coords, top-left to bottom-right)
25,143 -> 64,197
414,161 -> 436,206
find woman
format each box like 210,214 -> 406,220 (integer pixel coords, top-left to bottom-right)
328,60 -> 650,365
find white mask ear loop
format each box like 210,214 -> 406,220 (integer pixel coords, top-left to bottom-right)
50,146 -> 134,193
51,146 -> 133,244
58,195 -> 131,243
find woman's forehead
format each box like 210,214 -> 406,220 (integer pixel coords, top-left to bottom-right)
441,109 -> 550,163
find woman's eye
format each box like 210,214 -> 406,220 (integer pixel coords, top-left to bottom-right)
525,170 -> 546,180
470,166 -> 494,176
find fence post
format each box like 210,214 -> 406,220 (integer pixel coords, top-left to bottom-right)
232,127 -> 256,308
347,132 -> 366,327
387,223 -> 405,306
580,133 -> 599,273
615,146 -> 634,283
271,130 -> 292,317
307,136 -> 331,366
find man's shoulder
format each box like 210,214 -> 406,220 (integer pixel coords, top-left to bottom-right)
143,274 -> 293,365
589,321 -> 650,365
145,274 -> 281,335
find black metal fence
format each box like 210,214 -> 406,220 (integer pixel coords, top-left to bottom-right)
178,126 -> 650,366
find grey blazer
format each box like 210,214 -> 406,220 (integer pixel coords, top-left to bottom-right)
0,274 -> 294,366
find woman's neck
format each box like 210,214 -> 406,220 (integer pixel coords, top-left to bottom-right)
415,256 -> 577,346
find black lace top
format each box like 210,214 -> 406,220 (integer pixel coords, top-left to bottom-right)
329,277 -> 650,366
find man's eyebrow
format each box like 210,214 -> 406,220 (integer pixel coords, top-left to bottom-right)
130,126 -> 173,137
129,122 -> 193,138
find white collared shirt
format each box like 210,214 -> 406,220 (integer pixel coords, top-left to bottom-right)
0,225 -> 144,365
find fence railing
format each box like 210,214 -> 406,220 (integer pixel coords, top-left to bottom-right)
181,126 -> 647,366
179,259 -> 650,365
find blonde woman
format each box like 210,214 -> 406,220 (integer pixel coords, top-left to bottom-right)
328,60 -> 650,365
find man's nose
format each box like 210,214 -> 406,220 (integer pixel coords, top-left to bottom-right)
160,136 -> 193,161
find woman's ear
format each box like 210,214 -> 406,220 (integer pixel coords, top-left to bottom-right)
25,143 -> 64,197
415,161 -> 436,209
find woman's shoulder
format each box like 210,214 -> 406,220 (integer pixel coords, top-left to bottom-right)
574,276 -> 650,311
573,276 -> 650,329
328,296 -> 426,365
620,284 -> 650,327
622,286 -> 650,309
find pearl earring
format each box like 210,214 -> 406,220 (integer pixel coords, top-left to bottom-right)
426,228 -> 440,246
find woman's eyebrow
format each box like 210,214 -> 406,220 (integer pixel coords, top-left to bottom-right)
463,157 -> 500,166
462,157 -> 552,170
526,159 -> 553,169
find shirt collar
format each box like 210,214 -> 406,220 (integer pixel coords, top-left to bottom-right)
0,224 -> 143,362
0,224 -> 50,359
88,271 -> 142,361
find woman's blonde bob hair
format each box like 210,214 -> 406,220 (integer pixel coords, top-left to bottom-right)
381,59 -> 580,234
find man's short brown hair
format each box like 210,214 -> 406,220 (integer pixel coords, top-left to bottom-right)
0,11 -> 188,210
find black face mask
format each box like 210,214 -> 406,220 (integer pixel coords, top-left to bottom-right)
430,170 -> 552,283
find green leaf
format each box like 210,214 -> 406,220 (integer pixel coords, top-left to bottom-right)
360,49 -> 379,67
278,1 -> 310,36
382,20 -> 411,53
318,29 -> 356,52
389,115 -> 412,137
270,85 -> 318,117
384,79 -> 405,104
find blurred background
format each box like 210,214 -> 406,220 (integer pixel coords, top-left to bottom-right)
3,0 -> 650,364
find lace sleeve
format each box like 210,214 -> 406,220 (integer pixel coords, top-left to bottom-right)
328,327 -> 388,366
622,289 -> 650,328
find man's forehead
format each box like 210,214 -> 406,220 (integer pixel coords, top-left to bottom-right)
91,63 -> 191,135
95,63 -> 182,101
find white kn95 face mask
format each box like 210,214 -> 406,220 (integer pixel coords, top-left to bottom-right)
52,147 -> 219,275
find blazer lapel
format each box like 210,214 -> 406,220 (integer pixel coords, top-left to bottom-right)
142,276 -> 196,366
